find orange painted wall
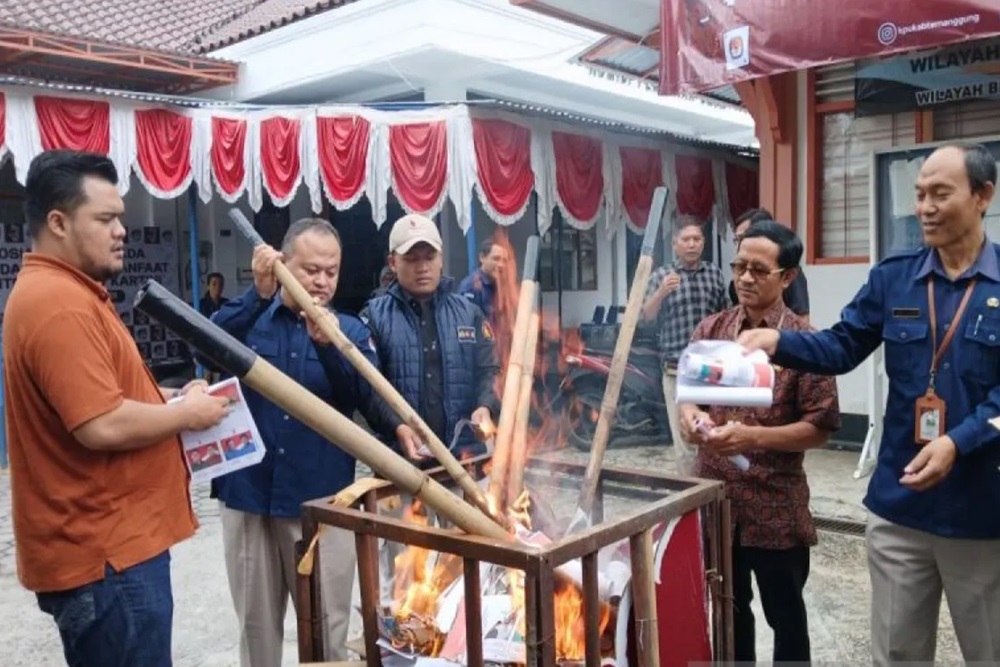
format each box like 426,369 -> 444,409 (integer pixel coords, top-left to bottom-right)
734,73 -> 798,230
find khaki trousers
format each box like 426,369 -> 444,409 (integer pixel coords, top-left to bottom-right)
221,505 -> 357,667
867,512 -> 1000,665
662,370 -> 698,476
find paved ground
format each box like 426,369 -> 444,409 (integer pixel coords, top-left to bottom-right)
0,446 -> 964,666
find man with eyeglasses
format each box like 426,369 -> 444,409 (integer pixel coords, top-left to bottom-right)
679,220 -> 840,664
642,217 -> 728,474
729,208 -> 810,321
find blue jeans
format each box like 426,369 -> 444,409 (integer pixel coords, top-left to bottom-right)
36,551 -> 173,667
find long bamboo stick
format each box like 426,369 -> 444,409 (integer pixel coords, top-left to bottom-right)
134,280 -> 509,541
486,235 -> 540,506
566,187 -> 666,535
506,310 -> 540,501
227,209 -> 501,527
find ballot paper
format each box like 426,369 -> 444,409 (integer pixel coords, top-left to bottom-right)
676,340 -> 775,408
169,377 -> 266,484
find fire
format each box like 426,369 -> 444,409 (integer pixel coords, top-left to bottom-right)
554,578 -> 612,661
392,502 -> 452,620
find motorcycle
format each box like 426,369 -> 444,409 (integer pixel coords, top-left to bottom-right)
552,324 -> 672,451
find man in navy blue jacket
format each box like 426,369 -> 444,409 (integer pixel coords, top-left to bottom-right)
363,213 -> 500,461
363,213 -> 499,606
457,238 -> 509,321
210,217 -> 386,667
739,143 -> 1000,665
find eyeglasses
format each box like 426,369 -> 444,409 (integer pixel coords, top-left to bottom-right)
730,261 -> 784,281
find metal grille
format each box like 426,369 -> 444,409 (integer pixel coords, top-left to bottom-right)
814,516 -> 866,536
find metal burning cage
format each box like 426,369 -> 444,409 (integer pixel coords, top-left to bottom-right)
294,453 -> 733,667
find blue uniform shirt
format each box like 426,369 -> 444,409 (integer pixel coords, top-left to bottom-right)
209,286 -> 383,519
457,269 -> 496,319
773,242 -> 1000,539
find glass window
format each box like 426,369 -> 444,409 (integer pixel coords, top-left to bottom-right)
538,209 -> 598,292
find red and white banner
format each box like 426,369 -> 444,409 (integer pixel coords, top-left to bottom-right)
659,0 -> 1000,95
0,89 -> 757,236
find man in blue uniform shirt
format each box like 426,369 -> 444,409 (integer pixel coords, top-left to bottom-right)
740,143 -> 1000,665
210,218 -> 386,667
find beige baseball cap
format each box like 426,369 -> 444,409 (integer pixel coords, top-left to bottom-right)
389,214 -> 442,254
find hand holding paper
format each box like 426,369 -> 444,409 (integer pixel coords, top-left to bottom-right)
736,328 -> 780,356
695,418 -> 751,471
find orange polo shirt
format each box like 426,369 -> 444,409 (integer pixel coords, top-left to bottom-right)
2,253 -> 197,593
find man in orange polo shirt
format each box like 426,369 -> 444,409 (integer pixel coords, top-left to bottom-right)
2,149 -> 229,667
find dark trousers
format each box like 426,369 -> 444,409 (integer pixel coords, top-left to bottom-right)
733,536 -> 811,665
37,550 -> 174,667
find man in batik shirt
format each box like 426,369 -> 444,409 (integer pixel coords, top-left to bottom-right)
678,220 -> 840,664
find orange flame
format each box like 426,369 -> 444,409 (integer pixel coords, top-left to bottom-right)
393,502 -> 453,620
554,577 -> 612,661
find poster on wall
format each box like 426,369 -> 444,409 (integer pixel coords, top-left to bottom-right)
658,0 -> 1000,95
856,37 -> 1000,115
0,219 -> 186,369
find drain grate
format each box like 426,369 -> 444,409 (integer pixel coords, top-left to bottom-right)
814,516 -> 866,536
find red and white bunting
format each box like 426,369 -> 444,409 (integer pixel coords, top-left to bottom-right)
0,90 -> 759,235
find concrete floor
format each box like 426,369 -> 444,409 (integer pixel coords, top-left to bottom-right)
0,446 -> 965,666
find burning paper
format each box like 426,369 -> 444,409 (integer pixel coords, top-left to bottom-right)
380,493 -> 618,666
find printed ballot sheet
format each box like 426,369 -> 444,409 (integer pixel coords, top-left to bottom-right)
170,378 -> 265,484
676,339 -> 775,407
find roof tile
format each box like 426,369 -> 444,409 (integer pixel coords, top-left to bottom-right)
0,0 -> 359,55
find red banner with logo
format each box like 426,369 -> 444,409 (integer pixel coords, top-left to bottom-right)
658,0 -> 1000,95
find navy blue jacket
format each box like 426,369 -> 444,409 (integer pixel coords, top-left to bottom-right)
774,244 -> 1000,539
207,286 -> 384,519
457,268 -> 496,320
362,278 -> 500,456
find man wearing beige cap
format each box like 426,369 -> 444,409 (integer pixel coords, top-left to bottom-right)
364,213 -> 500,460
364,214 -> 500,603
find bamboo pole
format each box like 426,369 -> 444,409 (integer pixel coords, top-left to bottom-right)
629,528 -> 661,667
506,310 -> 540,501
134,280 -> 509,542
226,209 -> 501,527
566,187 -> 666,535
487,235 -> 540,506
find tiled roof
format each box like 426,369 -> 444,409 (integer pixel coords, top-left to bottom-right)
192,0 -> 359,53
0,0 -> 360,56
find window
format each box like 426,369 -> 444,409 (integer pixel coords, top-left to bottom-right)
808,64 -> 915,262
538,209 -> 598,292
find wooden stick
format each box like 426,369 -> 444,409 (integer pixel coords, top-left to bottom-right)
487,236 -> 540,506
567,187 -> 666,534
629,528 -> 660,667
227,209 -> 501,527
506,310 -> 540,501
134,280 -> 509,542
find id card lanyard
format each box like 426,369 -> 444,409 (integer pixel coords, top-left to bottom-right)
915,276 -> 977,444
